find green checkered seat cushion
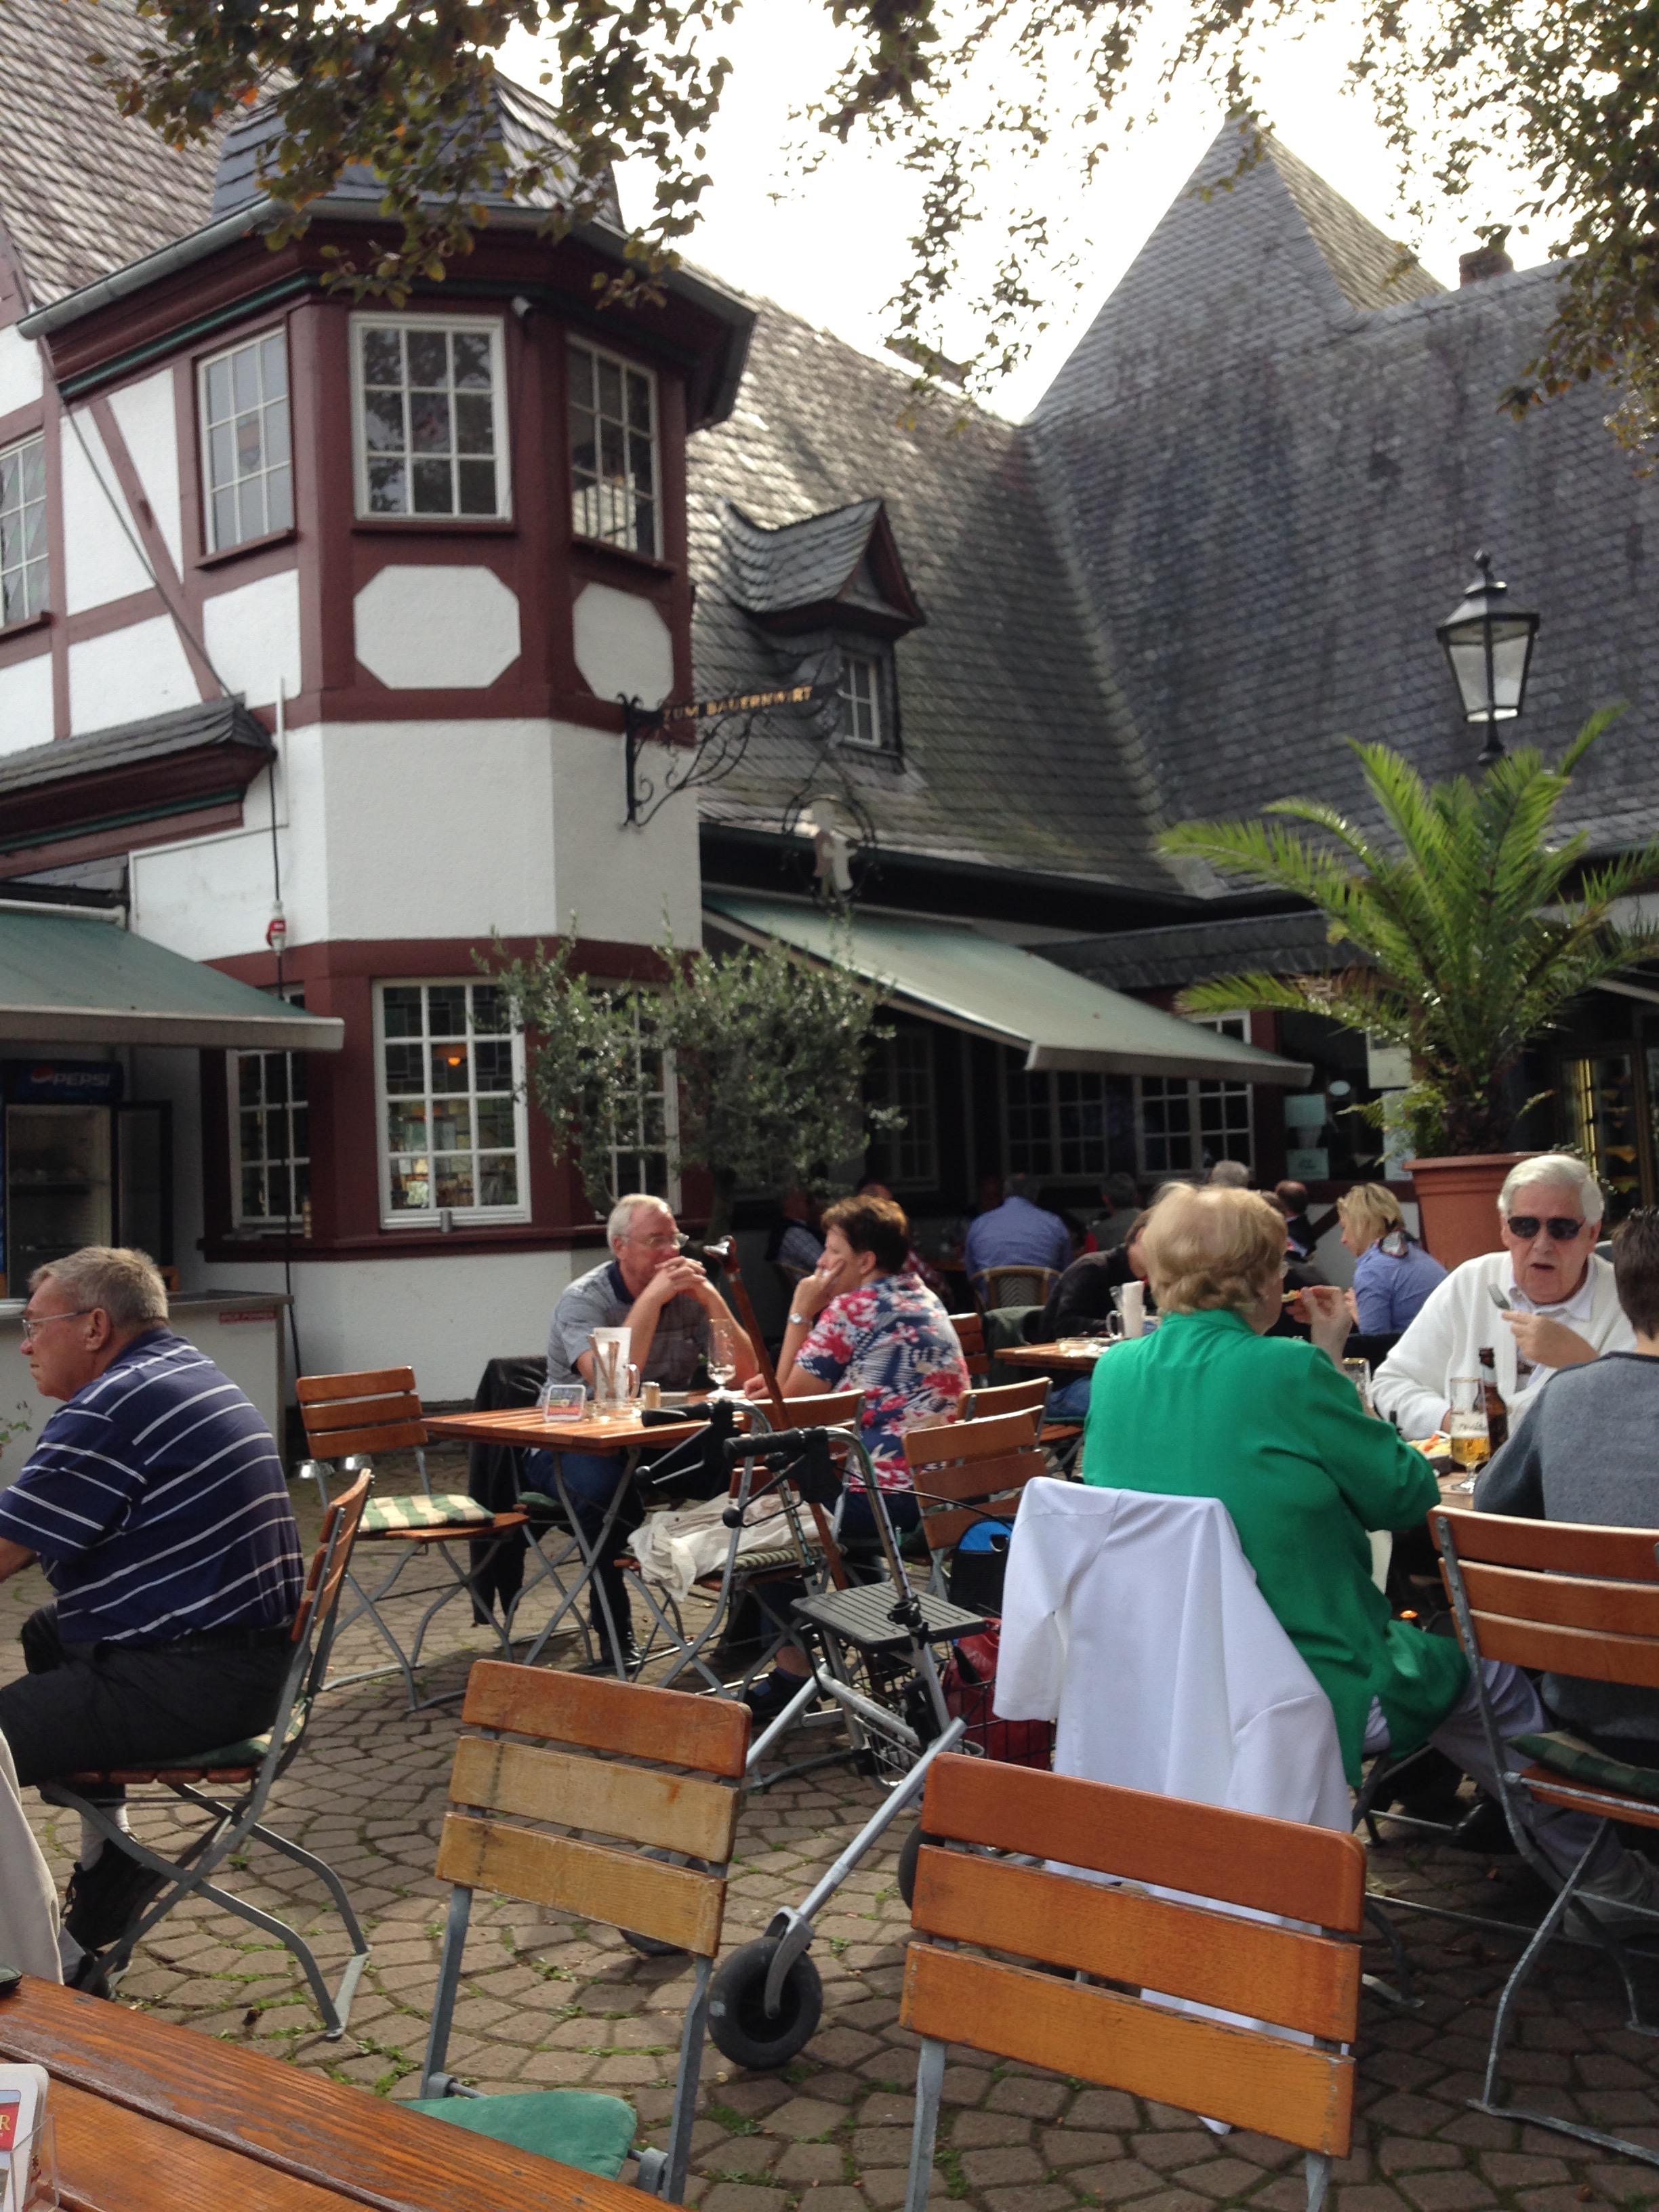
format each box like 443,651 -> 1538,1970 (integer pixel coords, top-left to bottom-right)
1511,1729 -> 1659,1801
361,1494 -> 493,1534
407,2090 -> 637,2177
144,1702 -> 309,1771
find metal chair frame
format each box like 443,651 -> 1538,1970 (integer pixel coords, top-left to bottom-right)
41,1472 -> 375,2037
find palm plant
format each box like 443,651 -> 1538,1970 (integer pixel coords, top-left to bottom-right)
1159,711 -> 1659,1156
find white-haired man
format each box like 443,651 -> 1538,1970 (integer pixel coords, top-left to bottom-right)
535,1195 -> 757,1668
1372,1155 -> 1634,1439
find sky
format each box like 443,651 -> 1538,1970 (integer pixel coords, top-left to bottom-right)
505,0 -> 1539,423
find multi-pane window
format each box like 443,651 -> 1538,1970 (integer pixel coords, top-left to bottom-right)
1005,1063 -> 1109,1180
375,981 -> 527,1221
607,1007 -> 681,1208
230,1012 -> 309,1228
200,332 -> 292,552
868,1027 -> 937,1187
354,320 -> 506,519
0,436 -> 47,626
1135,1017 -> 1254,1176
840,651 -> 884,747
569,341 -> 658,554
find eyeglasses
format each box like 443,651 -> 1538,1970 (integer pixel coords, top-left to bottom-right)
19,1307 -> 94,1344
628,1232 -> 680,1252
1506,1216 -> 1588,1242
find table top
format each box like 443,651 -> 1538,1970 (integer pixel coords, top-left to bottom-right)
426,1406 -> 720,1452
0,1975 -> 646,2212
997,1340 -> 1113,1376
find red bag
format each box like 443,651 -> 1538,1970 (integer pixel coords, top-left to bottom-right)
940,1622 -> 1052,1769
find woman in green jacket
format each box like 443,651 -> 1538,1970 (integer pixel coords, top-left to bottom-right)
1083,1183 -> 1653,1916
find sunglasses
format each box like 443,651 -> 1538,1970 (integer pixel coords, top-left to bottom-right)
1506,1215 -> 1588,1242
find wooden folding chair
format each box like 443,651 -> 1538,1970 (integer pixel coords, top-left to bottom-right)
904,1411 -> 1048,1605
948,1312 -> 989,1379
298,1368 -> 528,1706
1434,1507 -> 1659,2166
964,1372 -> 1082,1462
980,1265 -> 1059,1311
417,1661 -> 750,2200
43,1473 -> 375,2036
901,1754 -> 1365,2212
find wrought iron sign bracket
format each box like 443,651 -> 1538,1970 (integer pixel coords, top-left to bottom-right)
621,684 -> 838,830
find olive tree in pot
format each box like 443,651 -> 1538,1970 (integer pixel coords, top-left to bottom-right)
486,926 -> 900,1240
1158,712 -> 1659,1265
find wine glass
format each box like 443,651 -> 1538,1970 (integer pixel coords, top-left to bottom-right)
708,1318 -> 738,1391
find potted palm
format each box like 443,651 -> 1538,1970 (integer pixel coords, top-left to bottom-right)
1160,713 -> 1659,1266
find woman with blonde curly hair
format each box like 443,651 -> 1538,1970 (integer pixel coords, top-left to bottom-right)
1080,1183 -> 1658,1918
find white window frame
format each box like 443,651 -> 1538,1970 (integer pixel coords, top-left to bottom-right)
607,1005 -> 682,1210
372,979 -> 531,1228
1134,1015 -> 1255,1178
1002,1057 -> 1111,1181
228,991 -> 310,1230
568,338 -> 660,556
0,432 -> 48,626
870,1025 -> 937,1188
839,648 -> 885,748
350,314 -> 511,522
198,327 -> 293,553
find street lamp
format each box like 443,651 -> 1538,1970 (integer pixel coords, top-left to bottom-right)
1435,549 -> 1540,767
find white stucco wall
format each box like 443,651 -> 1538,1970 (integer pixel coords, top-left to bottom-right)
0,327 -> 42,417
571,581 -> 674,708
60,408 -> 152,613
354,565 -> 521,689
106,369 -> 183,575
69,615 -> 199,733
0,652 -> 54,756
203,567 -> 302,708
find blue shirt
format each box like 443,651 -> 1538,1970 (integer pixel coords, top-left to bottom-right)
1351,1235 -> 1448,1334
962,1196 -> 1072,1288
0,1329 -> 303,1645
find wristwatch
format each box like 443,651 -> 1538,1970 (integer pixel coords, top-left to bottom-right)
787,1311 -> 811,1328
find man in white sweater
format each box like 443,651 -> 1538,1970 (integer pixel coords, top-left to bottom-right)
1373,1154 -> 1634,1439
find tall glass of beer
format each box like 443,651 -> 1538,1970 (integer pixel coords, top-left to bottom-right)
1448,1375 -> 1490,1470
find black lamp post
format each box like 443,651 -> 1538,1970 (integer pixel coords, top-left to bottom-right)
1435,550 -> 1541,767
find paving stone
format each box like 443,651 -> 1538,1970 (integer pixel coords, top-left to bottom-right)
1043,2132 -> 1124,2170
1173,2158 -> 1275,2198
853,2128 -> 920,2168
1394,2175 -> 1497,2212
1069,2160 -> 1165,2203
775,2143 -> 848,2183
957,2147 -> 1049,2189
699,2188 -> 789,2212
1132,2134 -> 1220,2173
769,2098 -> 851,2141
1071,2095 -> 1148,2133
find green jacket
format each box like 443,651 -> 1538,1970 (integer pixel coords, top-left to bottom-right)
1082,1307 -> 1468,1781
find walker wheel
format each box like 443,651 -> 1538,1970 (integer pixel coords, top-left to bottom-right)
897,1824 -> 941,1910
708,1938 -> 824,2070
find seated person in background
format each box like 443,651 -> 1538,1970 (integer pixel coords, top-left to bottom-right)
535,1194 -> 758,1668
0,1248 -> 303,1975
1040,1210 -> 1155,1420
1372,1154 -> 1633,1439
1273,1180 -> 1318,1262
744,1195 -> 969,1713
962,1173 -> 1072,1292
766,1188 -> 825,1278
1477,1206 -> 1659,1759
1082,1185 -> 1657,1923
857,1180 -> 947,1295
1339,1183 -> 1446,1334
1089,1171 -> 1143,1253
1206,1160 -> 1252,1189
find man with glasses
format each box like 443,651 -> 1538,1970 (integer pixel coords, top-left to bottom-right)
533,1194 -> 757,1669
0,1246 -> 302,1986
1373,1154 -> 1633,1439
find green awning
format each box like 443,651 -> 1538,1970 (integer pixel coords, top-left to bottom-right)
704,896 -> 1311,1085
0,912 -> 344,1051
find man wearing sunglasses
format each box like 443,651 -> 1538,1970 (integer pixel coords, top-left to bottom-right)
1373,1154 -> 1633,1440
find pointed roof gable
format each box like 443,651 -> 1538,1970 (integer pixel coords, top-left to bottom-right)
720,496 -> 925,636
1261,137 -> 1441,312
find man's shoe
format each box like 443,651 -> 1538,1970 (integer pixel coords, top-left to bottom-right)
1448,1791 -> 1518,1855
64,1947 -> 112,2000
63,1843 -> 168,1950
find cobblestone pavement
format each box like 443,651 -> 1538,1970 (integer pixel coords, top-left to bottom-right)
6,1454 -> 1659,2212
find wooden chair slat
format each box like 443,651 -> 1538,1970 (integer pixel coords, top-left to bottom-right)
964,1380 -> 1050,1422
306,1420 -> 430,1460
900,1947 -> 1353,2157
461,1658 -> 752,1777
949,1314 -> 990,1380
1467,1612 -> 1659,1689
1455,1560 -> 1659,1637
921,1755 -> 1366,1931
436,1812 -> 726,1954
363,1515 -> 528,1545
764,1391 -> 862,1430
1515,1767 -> 1659,1830
449,1736 -> 739,1862
297,1368 -> 417,1404
912,1847 -> 1359,2041
1435,1508 -> 1659,1582
301,1393 -> 425,1435
905,1412 -> 1043,1467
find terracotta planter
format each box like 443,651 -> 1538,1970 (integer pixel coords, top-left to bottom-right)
1404,1153 -> 1527,1269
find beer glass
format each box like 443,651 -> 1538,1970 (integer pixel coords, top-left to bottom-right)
1448,1375 -> 1490,1470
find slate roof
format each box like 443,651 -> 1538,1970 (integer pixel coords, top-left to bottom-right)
1029,123 -> 1659,865
685,303 -> 1183,897
0,699 -> 272,797
722,498 -> 920,626
212,75 -> 623,228
0,0 -> 221,305
1044,909 -> 1343,993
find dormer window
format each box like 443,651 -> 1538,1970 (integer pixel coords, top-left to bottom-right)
839,647 -> 886,748
352,316 -> 509,520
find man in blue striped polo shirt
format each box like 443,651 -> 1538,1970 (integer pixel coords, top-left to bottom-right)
0,1247 -> 303,1966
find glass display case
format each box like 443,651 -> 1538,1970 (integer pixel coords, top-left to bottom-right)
4,1103 -> 112,1280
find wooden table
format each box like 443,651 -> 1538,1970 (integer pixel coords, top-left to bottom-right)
996,1340 -> 1115,1378
424,1407 -> 720,1454
0,1975 -> 647,2212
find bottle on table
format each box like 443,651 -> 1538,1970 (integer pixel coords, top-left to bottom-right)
1477,1345 -> 1510,1451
